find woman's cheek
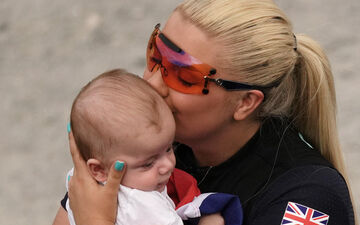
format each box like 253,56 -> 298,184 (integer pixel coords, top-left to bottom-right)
143,68 -> 152,80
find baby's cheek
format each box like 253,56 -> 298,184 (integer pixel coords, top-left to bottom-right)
119,170 -> 132,187
170,154 -> 176,169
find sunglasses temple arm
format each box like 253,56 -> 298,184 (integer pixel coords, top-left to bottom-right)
210,78 -> 267,91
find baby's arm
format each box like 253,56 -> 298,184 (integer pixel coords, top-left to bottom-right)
199,213 -> 225,225
170,169 -> 241,224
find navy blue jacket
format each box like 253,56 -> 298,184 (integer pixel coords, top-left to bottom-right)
175,118 -> 355,225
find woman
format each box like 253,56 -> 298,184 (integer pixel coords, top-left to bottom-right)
53,0 -> 356,224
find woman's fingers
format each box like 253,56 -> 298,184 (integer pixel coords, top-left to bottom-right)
66,124 -> 121,225
68,131 -> 85,173
105,161 -> 126,193
68,131 -> 89,178
68,130 -> 97,187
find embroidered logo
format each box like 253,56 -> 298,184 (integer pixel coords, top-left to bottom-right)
281,201 -> 329,225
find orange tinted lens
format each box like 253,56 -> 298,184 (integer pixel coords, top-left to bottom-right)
146,26 -> 161,72
147,25 -> 214,94
161,59 -> 205,94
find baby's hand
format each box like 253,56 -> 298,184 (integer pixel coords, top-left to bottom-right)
198,213 -> 225,225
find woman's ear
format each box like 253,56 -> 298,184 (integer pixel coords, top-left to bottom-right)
233,90 -> 264,121
86,159 -> 108,183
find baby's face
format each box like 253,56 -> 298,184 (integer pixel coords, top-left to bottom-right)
106,103 -> 176,192
115,141 -> 175,192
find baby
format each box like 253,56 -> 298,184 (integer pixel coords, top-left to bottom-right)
66,69 -> 182,225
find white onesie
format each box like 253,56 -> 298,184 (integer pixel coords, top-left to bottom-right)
65,169 -> 183,225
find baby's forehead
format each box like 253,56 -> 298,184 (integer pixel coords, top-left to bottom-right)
106,124 -> 171,156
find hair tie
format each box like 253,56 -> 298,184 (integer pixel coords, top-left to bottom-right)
293,33 -> 297,51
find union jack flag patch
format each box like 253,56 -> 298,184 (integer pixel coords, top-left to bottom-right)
281,201 -> 329,225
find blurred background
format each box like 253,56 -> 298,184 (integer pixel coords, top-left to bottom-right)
0,0 -> 359,224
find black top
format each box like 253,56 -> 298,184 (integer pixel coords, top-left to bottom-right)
61,118 -> 355,224
174,118 -> 355,225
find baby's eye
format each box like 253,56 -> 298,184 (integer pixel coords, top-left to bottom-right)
142,161 -> 154,169
166,147 -> 173,153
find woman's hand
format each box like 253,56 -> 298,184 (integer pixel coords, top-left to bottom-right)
68,131 -> 126,225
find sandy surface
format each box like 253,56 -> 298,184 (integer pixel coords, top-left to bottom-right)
0,0 -> 359,224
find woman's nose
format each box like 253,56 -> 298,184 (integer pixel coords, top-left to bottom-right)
143,69 -> 169,98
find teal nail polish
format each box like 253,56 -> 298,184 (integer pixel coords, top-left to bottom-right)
114,161 -> 124,171
68,175 -> 71,182
67,122 -> 71,133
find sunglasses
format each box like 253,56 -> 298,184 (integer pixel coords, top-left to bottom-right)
146,23 -> 270,95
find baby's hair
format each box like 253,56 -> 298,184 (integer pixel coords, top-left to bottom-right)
70,69 -> 164,164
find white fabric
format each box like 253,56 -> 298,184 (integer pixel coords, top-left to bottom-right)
65,169 -> 183,225
176,193 -> 213,220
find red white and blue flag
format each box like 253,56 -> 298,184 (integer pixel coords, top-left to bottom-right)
281,201 -> 329,225
168,169 -> 243,225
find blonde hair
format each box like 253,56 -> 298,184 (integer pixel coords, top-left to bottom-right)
71,69 -> 163,164
177,0 -> 356,219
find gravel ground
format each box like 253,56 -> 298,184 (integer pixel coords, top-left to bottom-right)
0,0 -> 359,224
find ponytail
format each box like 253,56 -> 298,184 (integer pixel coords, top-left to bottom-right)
292,34 -> 345,175
293,35 -> 357,224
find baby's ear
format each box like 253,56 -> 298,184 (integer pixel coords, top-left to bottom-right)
86,158 -> 108,183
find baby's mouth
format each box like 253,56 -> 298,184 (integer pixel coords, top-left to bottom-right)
157,178 -> 170,191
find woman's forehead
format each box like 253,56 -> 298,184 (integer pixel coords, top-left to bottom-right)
162,11 -> 221,68
156,34 -> 203,67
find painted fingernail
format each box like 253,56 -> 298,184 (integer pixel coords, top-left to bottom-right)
67,122 -> 71,133
68,175 -> 71,182
114,161 -> 124,171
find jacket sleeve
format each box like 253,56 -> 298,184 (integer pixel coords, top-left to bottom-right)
246,166 -> 355,225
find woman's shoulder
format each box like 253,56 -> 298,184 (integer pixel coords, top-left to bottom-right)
264,165 -> 350,199
246,165 -> 355,225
